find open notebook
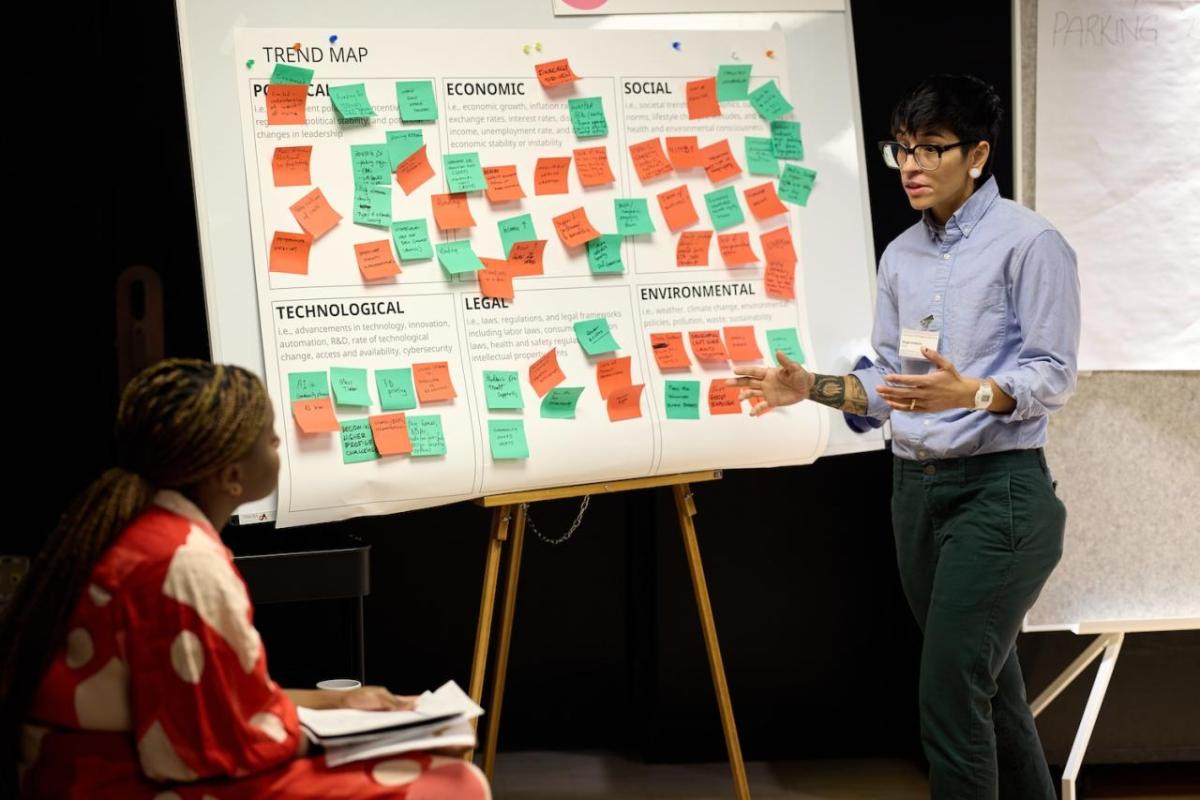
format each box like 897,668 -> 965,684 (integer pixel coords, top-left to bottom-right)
298,680 -> 483,766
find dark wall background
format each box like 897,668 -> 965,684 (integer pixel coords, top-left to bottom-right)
14,0 -> 1197,776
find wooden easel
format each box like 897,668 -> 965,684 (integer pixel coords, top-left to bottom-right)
464,469 -> 751,800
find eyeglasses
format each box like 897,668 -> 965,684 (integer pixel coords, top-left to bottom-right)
878,140 -> 980,171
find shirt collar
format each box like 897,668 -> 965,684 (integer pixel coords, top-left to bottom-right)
922,175 -> 1000,241
153,489 -> 217,533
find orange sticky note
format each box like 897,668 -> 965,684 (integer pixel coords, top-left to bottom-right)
292,397 -> 340,433
723,326 -> 763,361
760,226 -> 798,264
354,240 -> 401,281
483,165 -> 525,202
535,58 -> 580,88
629,138 -> 674,183
708,381 -> 743,415
272,146 -> 312,186
369,413 -> 413,456
765,259 -> 796,300
596,356 -> 632,399
395,145 -> 435,195
477,258 -> 514,300
266,83 -> 307,125
686,77 -> 721,119
290,188 -> 342,240
529,348 -> 566,397
431,193 -> 476,230
573,146 -> 615,187
413,362 -> 456,403
666,136 -> 701,169
717,232 -> 759,267
688,330 -> 730,362
744,181 -> 789,220
607,383 -> 645,422
269,231 -> 313,275
657,185 -> 700,232
534,157 -> 572,195
508,239 -> 548,276
700,139 -> 742,184
676,230 -> 713,267
650,332 -> 691,370
552,207 -> 601,247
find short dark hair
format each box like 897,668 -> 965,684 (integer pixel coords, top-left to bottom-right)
890,74 -> 1003,178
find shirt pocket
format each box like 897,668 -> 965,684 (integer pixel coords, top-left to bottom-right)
963,282 -> 1007,360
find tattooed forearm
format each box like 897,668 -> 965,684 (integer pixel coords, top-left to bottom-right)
808,374 -> 869,415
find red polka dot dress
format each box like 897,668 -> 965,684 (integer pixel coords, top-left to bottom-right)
20,491 -> 490,799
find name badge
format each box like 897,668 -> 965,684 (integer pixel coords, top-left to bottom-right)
899,328 -> 940,360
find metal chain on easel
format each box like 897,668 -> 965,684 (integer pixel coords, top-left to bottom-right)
522,495 -> 591,545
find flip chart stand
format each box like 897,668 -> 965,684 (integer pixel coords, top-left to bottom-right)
1028,617 -> 1200,800
465,469 -> 751,800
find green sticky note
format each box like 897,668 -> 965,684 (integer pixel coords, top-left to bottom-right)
376,368 -> 417,411
770,120 -> 804,160
664,380 -> 701,420
353,185 -> 392,226
329,83 -> 375,119
568,96 -> 608,138
270,64 -> 313,85
744,136 -> 779,177
340,419 -> 379,464
704,186 -> 745,231
443,152 -> 487,193
541,386 -> 585,419
573,317 -> 621,355
488,419 -> 529,460
766,328 -> 806,365
483,370 -> 524,410
779,164 -> 818,207
749,80 -> 794,121
614,198 -> 655,235
330,367 -> 371,406
391,218 -> 433,260
498,213 -> 537,257
289,372 -> 329,402
350,144 -> 391,188
395,80 -> 438,121
586,234 -> 624,274
435,240 -> 484,275
408,414 -> 447,457
716,64 -> 752,101
386,130 -> 424,170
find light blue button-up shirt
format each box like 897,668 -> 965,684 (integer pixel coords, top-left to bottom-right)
851,177 -> 1081,460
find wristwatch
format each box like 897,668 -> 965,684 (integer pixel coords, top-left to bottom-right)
973,380 -> 994,411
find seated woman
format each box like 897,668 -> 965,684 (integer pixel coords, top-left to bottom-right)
2,359 -> 490,799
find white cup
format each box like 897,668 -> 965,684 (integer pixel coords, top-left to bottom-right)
316,678 -> 362,691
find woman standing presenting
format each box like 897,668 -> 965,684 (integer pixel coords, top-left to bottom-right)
732,74 -> 1080,799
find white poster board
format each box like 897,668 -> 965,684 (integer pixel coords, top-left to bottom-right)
1034,0 -> 1200,371
175,2 -> 882,525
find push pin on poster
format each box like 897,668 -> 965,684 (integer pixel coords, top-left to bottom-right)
292,42 -> 302,52
329,34 -> 338,44
671,41 -> 682,51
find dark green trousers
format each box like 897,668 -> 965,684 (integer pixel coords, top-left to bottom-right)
892,448 -> 1065,800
